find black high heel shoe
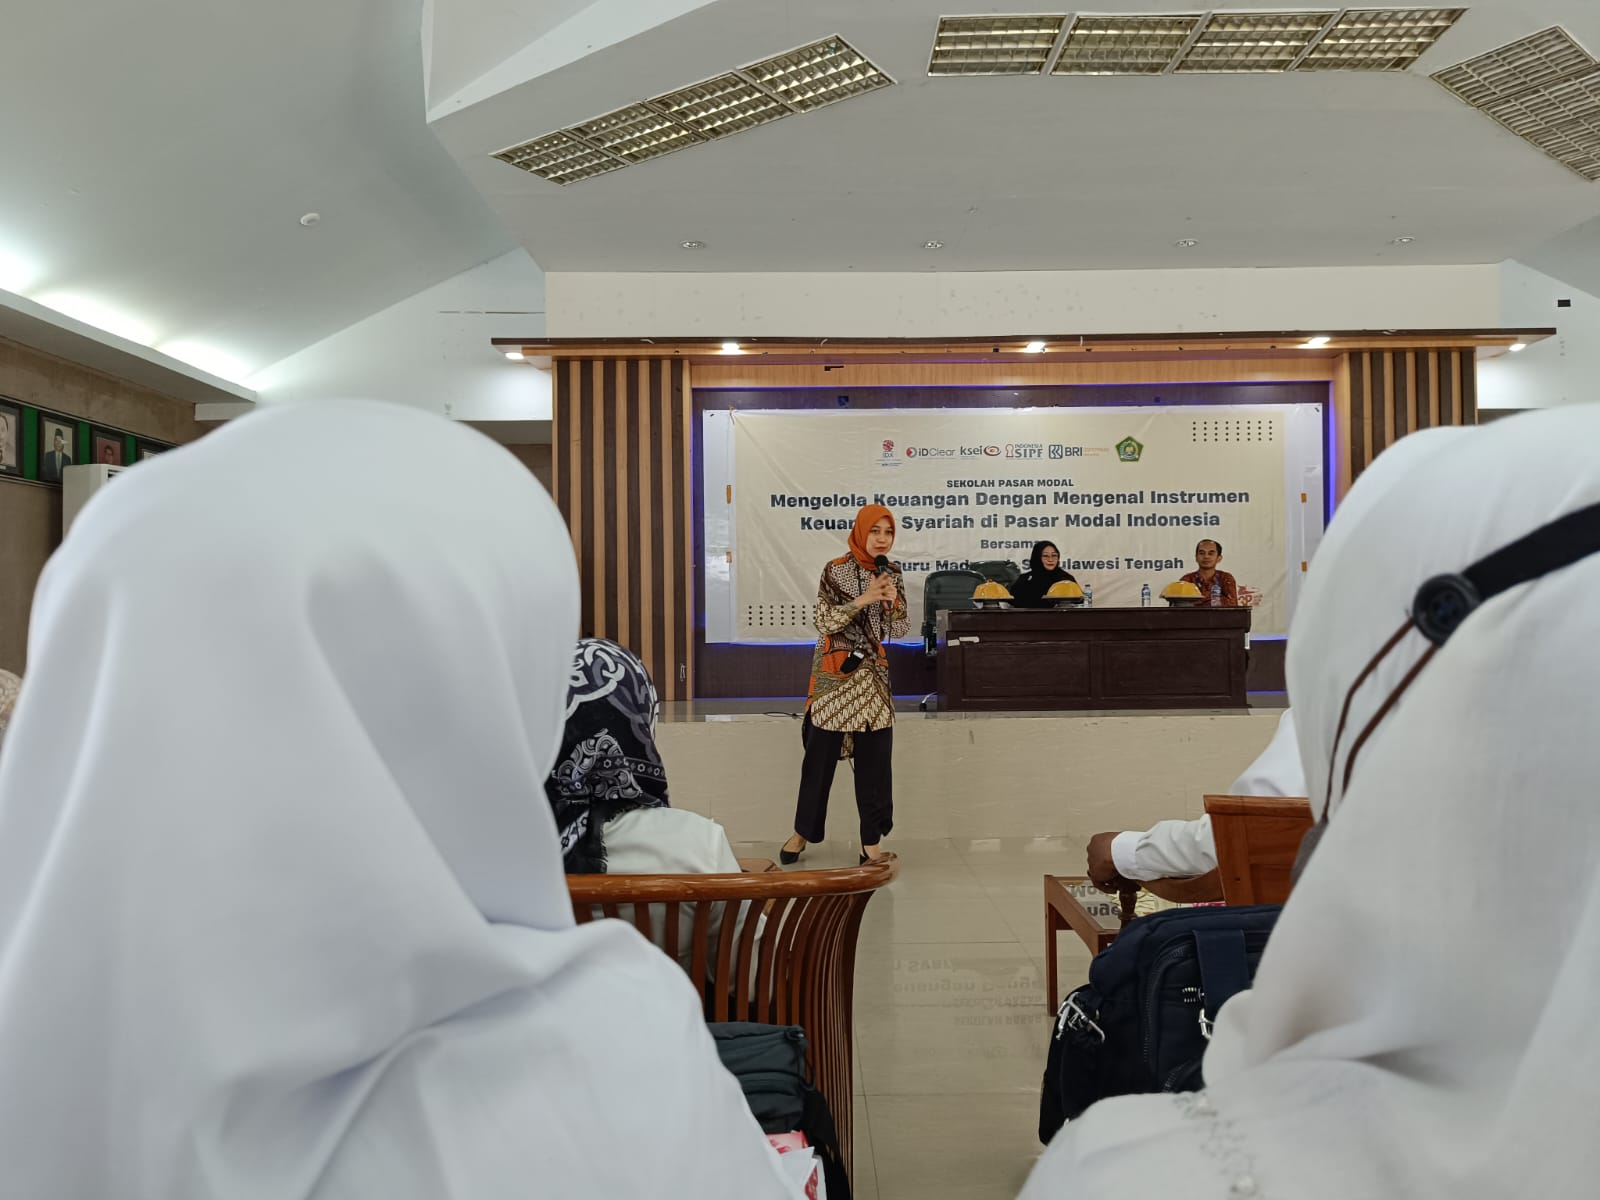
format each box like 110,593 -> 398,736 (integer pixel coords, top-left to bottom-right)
779,837 -> 806,865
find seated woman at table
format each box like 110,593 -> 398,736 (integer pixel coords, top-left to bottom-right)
1011,540 -> 1078,608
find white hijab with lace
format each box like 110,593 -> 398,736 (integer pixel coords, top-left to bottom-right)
1023,405 -> 1600,1199
0,401 -> 794,1199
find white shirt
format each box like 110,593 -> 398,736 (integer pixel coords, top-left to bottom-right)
603,808 -> 756,972
1110,708 -> 1304,881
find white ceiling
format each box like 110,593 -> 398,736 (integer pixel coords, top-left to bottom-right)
429,0 -> 1600,276
8,0 -> 1600,396
0,0 -> 516,381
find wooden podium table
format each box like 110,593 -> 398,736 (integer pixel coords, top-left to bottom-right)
937,606 -> 1250,711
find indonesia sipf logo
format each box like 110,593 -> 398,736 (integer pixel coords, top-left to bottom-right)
1116,436 -> 1144,463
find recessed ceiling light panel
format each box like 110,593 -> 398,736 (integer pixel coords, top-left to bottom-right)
654,73 -> 793,138
928,14 -> 1067,76
1433,28 -> 1600,181
1175,11 -> 1336,73
1432,26 -> 1596,106
573,103 -> 704,164
1052,15 -> 1202,76
743,36 -> 893,112
1298,8 -> 1465,72
493,131 -> 626,184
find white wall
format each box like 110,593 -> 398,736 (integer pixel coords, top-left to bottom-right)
546,264 -> 1503,339
250,250 -> 551,423
1478,260 -> 1600,410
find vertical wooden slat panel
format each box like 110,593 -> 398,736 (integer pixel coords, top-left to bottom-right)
578,362 -> 596,633
672,361 -> 690,701
657,360 -> 675,698
1441,350 -> 1459,426
592,360 -> 609,639
623,362 -> 642,656
640,362 -> 660,691
601,359 -> 620,641
1350,351 -> 1369,477
681,362 -> 696,700
1459,349 -> 1478,424
1374,351 -> 1391,458
1331,354 -> 1354,505
649,360 -> 668,694
1427,352 -> 1440,432
1393,351 -> 1411,441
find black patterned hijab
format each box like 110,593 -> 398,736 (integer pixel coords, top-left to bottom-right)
545,639 -> 668,873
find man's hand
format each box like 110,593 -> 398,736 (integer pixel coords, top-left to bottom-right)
1086,831 -> 1132,894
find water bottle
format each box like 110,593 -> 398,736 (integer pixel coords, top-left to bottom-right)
1140,583 -> 1151,608
1083,582 -> 1093,608
1211,580 -> 1222,607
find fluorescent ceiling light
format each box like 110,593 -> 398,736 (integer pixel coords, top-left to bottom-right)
1298,8 -> 1465,72
1509,342 -> 1528,352
492,36 -> 891,185
928,15 -> 1067,76
1053,15 -> 1202,76
1432,26 -> 1595,108
158,340 -> 252,383
1175,11 -> 1336,73
720,341 -> 742,354
492,131 -> 627,184
35,292 -> 155,346
743,36 -> 893,112
504,350 -> 525,360
653,74 -> 793,138
1302,336 -> 1332,348
573,103 -> 704,164
1433,27 -> 1600,181
1023,341 -> 1047,353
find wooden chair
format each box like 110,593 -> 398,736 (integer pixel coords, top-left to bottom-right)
567,856 -> 898,1181
1204,795 -> 1314,906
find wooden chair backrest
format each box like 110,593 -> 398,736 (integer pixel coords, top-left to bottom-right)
1204,794 -> 1314,906
566,856 -> 898,1180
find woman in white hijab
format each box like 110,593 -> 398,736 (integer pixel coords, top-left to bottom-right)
1022,403 -> 1600,1199
0,401 -> 798,1199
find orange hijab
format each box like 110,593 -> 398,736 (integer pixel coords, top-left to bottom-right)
847,505 -> 894,571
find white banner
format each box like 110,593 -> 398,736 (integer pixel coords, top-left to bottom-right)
706,405 -> 1323,642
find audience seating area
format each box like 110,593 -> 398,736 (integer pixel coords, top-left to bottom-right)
568,855 -> 899,1180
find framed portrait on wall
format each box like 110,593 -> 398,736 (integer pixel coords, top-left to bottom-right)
38,410 -> 78,483
90,427 -> 126,467
0,397 -> 21,477
134,438 -> 172,463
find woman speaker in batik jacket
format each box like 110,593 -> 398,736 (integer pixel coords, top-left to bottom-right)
780,504 -> 907,866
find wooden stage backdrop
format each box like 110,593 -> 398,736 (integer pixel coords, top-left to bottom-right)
546,337 -> 1509,700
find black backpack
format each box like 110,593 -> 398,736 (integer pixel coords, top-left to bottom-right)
710,1022 -> 851,1200
1039,904 -> 1280,1143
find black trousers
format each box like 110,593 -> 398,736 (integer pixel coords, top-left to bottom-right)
792,717 -> 894,847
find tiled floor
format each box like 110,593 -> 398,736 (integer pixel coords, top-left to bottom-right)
732,835 -> 1097,1200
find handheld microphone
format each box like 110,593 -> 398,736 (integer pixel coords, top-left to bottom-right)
873,555 -> 892,609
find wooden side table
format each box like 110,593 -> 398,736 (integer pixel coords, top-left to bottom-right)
1043,875 -> 1137,1011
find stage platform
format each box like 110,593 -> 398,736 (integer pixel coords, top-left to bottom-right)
656,698 -> 1288,847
